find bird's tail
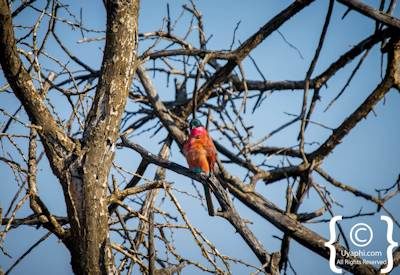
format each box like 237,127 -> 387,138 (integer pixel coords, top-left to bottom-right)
203,184 -> 214,216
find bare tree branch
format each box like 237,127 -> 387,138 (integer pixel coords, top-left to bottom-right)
337,0 -> 400,29
0,0 -> 76,174
310,37 -> 399,163
182,0 -> 316,117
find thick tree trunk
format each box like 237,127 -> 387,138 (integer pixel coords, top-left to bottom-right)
0,0 -> 140,273
65,1 -> 140,274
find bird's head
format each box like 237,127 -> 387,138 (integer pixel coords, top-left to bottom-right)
189,119 -> 203,129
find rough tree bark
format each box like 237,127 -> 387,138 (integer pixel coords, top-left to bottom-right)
0,0 -> 140,273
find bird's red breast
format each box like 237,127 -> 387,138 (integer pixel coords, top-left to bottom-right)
183,126 -> 217,174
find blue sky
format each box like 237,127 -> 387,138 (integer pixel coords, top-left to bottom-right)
1,0 -> 399,274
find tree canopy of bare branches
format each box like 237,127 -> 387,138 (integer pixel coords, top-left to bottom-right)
0,0 -> 399,274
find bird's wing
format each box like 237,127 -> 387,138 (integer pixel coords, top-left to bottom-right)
183,138 -> 209,172
183,139 -> 196,169
203,133 -> 217,171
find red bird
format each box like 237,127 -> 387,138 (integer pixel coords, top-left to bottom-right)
183,119 -> 217,175
183,119 -> 217,215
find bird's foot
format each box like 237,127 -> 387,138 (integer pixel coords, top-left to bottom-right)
192,167 -> 203,174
